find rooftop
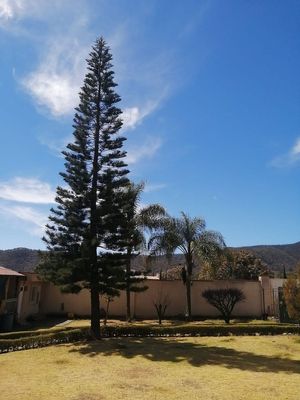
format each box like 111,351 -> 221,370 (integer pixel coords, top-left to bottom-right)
0,266 -> 24,277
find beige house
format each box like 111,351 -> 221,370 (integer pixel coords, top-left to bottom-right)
16,272 -> 285,323
0,266 -> 24,330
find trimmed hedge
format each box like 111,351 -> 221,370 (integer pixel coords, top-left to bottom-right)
0,328 -> 91,353
0,323 -> 299,353
101,324 -> 300,337
0,326 -> 78,340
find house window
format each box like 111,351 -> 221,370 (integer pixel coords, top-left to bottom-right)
0,277 -> 7,300
7,277 -> 18,299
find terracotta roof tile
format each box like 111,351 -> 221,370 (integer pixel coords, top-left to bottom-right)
0,266 -> 24,277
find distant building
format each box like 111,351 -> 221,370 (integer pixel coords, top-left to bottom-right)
0,266 -> 24,330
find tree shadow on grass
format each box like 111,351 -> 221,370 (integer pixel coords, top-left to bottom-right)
68,337 -> 300,374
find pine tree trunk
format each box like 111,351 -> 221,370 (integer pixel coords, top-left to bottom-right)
89,80 -> 101,339
126,284 -> 131,322
90,271 -> 101,338
126,248 -> 132,321
104,298 -> 110,326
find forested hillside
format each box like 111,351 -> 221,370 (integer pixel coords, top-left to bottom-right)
1,242 -> 300,274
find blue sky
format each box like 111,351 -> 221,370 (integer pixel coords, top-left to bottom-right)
0,0 -> 299,249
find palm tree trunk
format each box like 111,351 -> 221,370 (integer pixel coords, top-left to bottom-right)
186,273 -> 192,319
185,254 -> 193,320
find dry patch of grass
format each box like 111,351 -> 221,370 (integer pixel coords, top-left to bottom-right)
1,336 -> 300,400
65,318 -> 281,329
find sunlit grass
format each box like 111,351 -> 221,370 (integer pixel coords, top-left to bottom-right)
1,318 -> 293,342
1,336 -> 299,400
66,317 -> 280,329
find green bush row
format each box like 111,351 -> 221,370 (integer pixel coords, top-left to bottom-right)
101,324 -> 300,337
0,328 -> 90,353
1,324 -> 299,353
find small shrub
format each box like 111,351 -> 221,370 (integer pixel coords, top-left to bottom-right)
153,292 -> 169,325
202,288 -> 245,323
283,272 -> 300,323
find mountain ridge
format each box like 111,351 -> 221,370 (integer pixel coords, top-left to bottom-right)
1,242 -> 300,274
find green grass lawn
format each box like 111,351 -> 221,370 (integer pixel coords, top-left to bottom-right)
1,336 -> 300,400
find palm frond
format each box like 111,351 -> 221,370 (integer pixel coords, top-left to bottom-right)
137,204 -> 167,231
194,230 -> 225,262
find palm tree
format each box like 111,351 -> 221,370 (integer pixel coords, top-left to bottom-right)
122,182 -> 166,321
148,212 -> 225,319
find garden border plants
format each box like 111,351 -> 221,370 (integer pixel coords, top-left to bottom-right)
1,323 -> 299,353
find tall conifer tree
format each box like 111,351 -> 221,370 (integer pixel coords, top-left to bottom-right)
37,37 -> 129,338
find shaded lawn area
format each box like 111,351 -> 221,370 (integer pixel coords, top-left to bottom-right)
1,336 -> 300,400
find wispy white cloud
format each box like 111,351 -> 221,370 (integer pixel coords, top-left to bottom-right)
0,1 -> 90,117
4,1 -> 172,166
23,70 -> 79,117
144,183 -> 166,193
122,107 -> 141,129
126,137 -> 162,164
0,177 -> 55,204
0,204 -> 47,236
0,0 -> 14,20
22,35 -> 169,123
0,0 -> 75,24
122,96 -> 166,130
38,133 -> 72,157
22,34 -> 89,117
0,0 -> 201,138
291,138 -> 300,156
6,1 -> 172,127
270,137 -> 300,168
0,0 -> 35,22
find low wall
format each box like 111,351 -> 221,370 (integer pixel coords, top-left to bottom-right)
38,279 -> 263,319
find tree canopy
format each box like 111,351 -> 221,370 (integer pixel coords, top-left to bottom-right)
200,250 -> 268,280
283,267 -> 300,323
